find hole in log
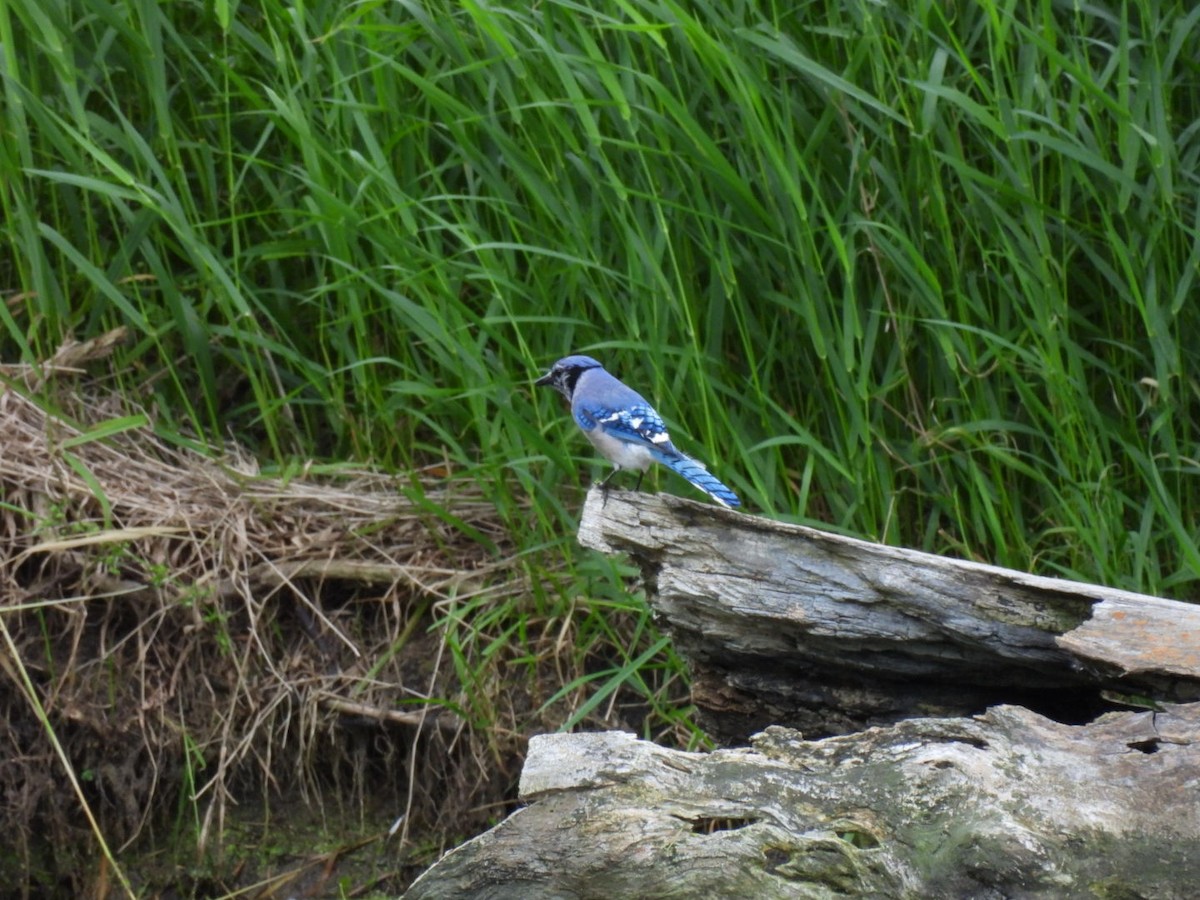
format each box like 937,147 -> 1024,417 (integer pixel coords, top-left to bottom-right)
835,828 -> 881,849
763,846 -> 791,869
952,736 -> 989,750
1002,686 -> 1116,726
686,815 -> 758,834
1127,738 -> 1160,754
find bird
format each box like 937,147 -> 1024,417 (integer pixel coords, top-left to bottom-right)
535,354 -> 740,508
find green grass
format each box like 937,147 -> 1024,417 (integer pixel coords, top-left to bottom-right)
2,0 -> 1199,876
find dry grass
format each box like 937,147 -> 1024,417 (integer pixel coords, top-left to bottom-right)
0,361 -> 547,894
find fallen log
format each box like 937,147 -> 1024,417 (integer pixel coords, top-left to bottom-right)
406,489 -> 1200,898
406,703 -> 1200,898
576,489 -> 1200,740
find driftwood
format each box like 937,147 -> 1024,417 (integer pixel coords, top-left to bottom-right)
408,705 -> 1200,899
577,489 -> 1200,740
408,489 -> 1200,898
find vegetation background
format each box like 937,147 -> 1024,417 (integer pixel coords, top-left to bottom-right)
2,0 -> 1198,893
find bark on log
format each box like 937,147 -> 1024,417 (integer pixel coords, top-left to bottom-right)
575,489 -> 1200,741
406,703 -> 1200,899
406,490 -> 1200,898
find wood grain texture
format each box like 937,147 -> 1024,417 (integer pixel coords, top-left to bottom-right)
407,490 -> 1200,898
576,488 -> 1200,737
408,704 -> 1200,899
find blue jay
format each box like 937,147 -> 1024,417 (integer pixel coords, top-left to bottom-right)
536,355 -> 740,508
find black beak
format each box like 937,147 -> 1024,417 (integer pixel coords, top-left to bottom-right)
534,370 -> 554,387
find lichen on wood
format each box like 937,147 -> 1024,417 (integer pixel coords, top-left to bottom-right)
409,703 -> 1200,898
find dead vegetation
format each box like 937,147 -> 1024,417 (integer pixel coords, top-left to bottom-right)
0,368 -> 556,895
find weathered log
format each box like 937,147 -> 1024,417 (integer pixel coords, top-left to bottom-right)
576,489 -> 1200,740
406,703 -> 1200,899
406,489 -> 1200,898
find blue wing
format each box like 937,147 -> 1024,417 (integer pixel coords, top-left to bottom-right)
576,402 -> 678,452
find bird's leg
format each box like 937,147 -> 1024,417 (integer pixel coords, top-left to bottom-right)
633,471 -> 644,492
598,467 -> 622,505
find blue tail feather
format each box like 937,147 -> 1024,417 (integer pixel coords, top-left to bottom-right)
654,450 -> 740,508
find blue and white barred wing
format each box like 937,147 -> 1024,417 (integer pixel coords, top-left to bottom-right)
578,402 -> 675,450
574,396 -> 740,508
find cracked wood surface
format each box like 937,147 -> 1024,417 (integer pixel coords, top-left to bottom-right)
407,704 -> 1200,899
576,488 -> 1200,738
406,490 -> 1200,899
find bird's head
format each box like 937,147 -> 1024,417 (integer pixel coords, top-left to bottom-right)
534,355 -> 603,401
